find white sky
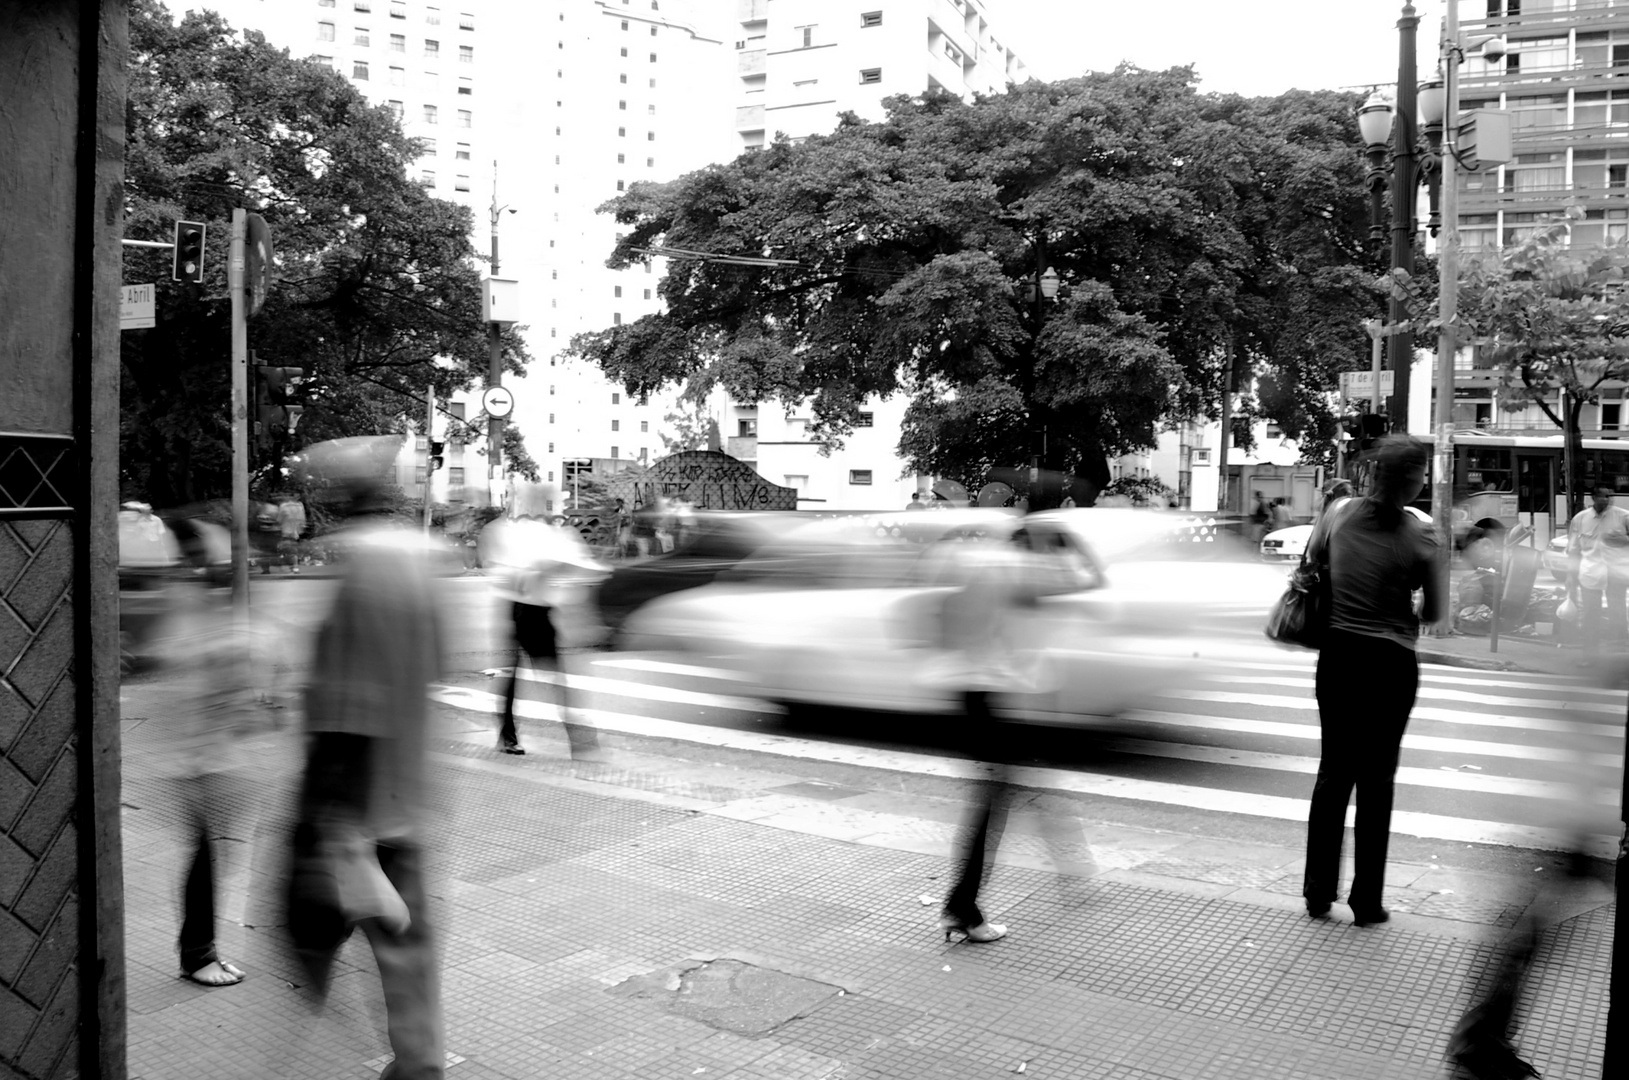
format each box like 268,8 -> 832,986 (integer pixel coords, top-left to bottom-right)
997,0 -> 1454,99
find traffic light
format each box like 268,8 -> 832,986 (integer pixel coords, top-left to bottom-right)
428,440 -> 445,472
173,220 -> 206,283
254,361 -> 306,448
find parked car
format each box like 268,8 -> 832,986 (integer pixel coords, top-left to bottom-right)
621,509 -> 1269,725
1260,524 -> 1313,562
593,512 -> 803,644
1543,534 -> 1570,582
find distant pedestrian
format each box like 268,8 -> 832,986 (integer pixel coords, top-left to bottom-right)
1566,485 -> 1629,655
288,435 -> 447,1077
1303,436 -> 1445,926
906,491 -> 927,511
1249,490 -> 1271,542
277,496 -> 306,572
1270,497 -> 1293,532
486,517 -> 606,760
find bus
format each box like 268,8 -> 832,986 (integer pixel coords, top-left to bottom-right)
1357,431 -> 1629,545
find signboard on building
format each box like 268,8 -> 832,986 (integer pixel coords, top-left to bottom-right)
605,450 -> 798,511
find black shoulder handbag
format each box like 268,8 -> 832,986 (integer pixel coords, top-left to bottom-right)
1264,499 -> 1351,650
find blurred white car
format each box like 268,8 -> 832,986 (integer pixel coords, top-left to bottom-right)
1543,534 -> 1570,582
1260,524 -> 1312,562
623,509 -> 1277,725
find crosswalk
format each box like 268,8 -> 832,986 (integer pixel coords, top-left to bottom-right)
431,638 -> 1625,858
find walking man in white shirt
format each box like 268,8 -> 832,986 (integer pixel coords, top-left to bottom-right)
1567,484 -> 1629,655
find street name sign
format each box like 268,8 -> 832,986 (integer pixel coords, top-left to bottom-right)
1339,370 -> 1395,398
120,283 -> 155,331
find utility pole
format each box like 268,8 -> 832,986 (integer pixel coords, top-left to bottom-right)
229,208 -> 249,620
424,385 -> 435,537
487,162 -> 506,509
1430,0 -> 1463,629
1386,3 -> 1421,431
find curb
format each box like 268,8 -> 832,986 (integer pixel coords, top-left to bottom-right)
1418,649 -> 1528,673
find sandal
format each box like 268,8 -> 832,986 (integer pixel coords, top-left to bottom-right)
181,960 -> 244,987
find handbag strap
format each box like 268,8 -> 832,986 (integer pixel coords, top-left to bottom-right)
1303,496 -> 1357,570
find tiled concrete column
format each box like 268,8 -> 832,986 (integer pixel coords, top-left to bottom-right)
1,2 -> 129,1077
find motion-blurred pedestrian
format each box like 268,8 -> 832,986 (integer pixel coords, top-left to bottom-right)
1249,490 -> 1271,542
486,516 -> 607,760
1566,484 -> 1629,656
936,539 -> 1040,944
158,519 -> 264,987
1303,435 -> 1445,926
1270,497 -> 1292,531
288,435 -> 447,1079
277,496 -> 306,572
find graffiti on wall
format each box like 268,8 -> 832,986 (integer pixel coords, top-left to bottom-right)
605,450 -> 798,511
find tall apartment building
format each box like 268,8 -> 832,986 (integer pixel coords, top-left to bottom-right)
503,1 -> 734,512
1448,0 -> 1629,435
194,0 -> 491,504
722,0 -> 1028,510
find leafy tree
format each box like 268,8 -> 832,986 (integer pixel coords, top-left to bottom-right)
501,425 -> 541,483
120,0 -> 531,505
569,71 -> 1375,503
1457,207 -> 1629,515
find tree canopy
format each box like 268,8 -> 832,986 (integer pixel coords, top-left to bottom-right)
121,0 -> 531,505
568,69 -> 1379,497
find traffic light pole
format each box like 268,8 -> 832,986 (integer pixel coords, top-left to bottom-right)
487,164 -> 506,510
424,385 -> 434,538
229,208 -> 249,621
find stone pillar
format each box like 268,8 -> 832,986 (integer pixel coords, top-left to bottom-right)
1,2 -> 129,1077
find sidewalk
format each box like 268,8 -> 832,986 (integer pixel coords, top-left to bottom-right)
118,681 -> 1614,1080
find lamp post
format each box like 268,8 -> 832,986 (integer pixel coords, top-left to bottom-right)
1356,3 -> 1444,436
1022,262 -> 1060,505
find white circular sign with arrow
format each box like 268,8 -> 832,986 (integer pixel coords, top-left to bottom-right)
481,386 -> 514,418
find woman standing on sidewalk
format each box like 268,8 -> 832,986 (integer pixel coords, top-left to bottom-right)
1303,436 -> 1445,926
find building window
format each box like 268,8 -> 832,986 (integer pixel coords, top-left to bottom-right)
620,47 -> 628,57
353,60 -> 370,79
457,109 -> 471,127
425,6 -> 440,25
859,68 -> 882,84
354,0 -> 371,10
318,21 -> 335,40
619,99 -> 627,110
620,73 -> 628,83
419,137 -> 436,155
643,289 -> 651,299
798,25 -> 814,48
647,131 -> 655,141
856,411 -> 873,427
649,52 -> 657,62
420,169 -> 435,185
448,467 -> 464,486
646,157 -> 654,167
612,393 -> 621,404
613,313 -> 622,325
354,27 -> 370,46
319,0 -> 335,7
738,419 -> 756,437
785,474 -> 808,491
415,466 -> 427,483
861,11 -> 882,27
455,175 -> 469,191
651,25 -> 658,36
617,152 -> 625,163
618,126 -> 626,137
455,142 -> 470,160
549,413 -> 555,424
621,19 -> 629,29
421,70 -> 438,90
459,12 -> 474,31
457,79 -> 471,95
611,446 -> 620,459
459,44 -> 473,63
387,99 -> 404,119
423,104 -> 437,123
388,1 -> 404,16
389,32 -> 405,51
424,39 -> 439,57
849,470 -> 874,485
648,104 -> 656,115
614,286 -> 623,297
314,54 -> 335,67
388,65 -> 405,84
640,420 -> 649,433
612,419 -> 620,431
548,442 -> 554,452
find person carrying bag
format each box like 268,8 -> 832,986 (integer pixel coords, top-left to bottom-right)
1264,494 -> 1354,650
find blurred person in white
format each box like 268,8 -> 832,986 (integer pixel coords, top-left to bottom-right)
485,515 -> 606,759
290,435 -> 447,1080
155,518 -> 266,986
936,536 -> 1046,944
1303,435 -> 1445,927
1566,484 -> 1629,656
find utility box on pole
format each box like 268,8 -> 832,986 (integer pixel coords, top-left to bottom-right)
483,277 -> 519,324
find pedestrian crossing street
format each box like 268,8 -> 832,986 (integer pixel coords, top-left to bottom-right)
430,638 -> 1625,858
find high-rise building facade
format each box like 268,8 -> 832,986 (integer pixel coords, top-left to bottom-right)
1450,0 -> 1629,435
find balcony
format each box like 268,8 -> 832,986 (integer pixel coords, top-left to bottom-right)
737,48 -> 765,76
735,104 -> 764,132
726,435 -> 757,462
737,0 -> 767,24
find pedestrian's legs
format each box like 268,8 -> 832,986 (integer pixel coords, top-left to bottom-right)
178,822 -> 217,974
362,841 -> 443,1080
943,691 -> 1010,932
497,645 -> 524,751
1581,586 -> 1605,653
1348,644 -> 1415,916
1608,583 -> 1628,646
1304,643 -> 1358,909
